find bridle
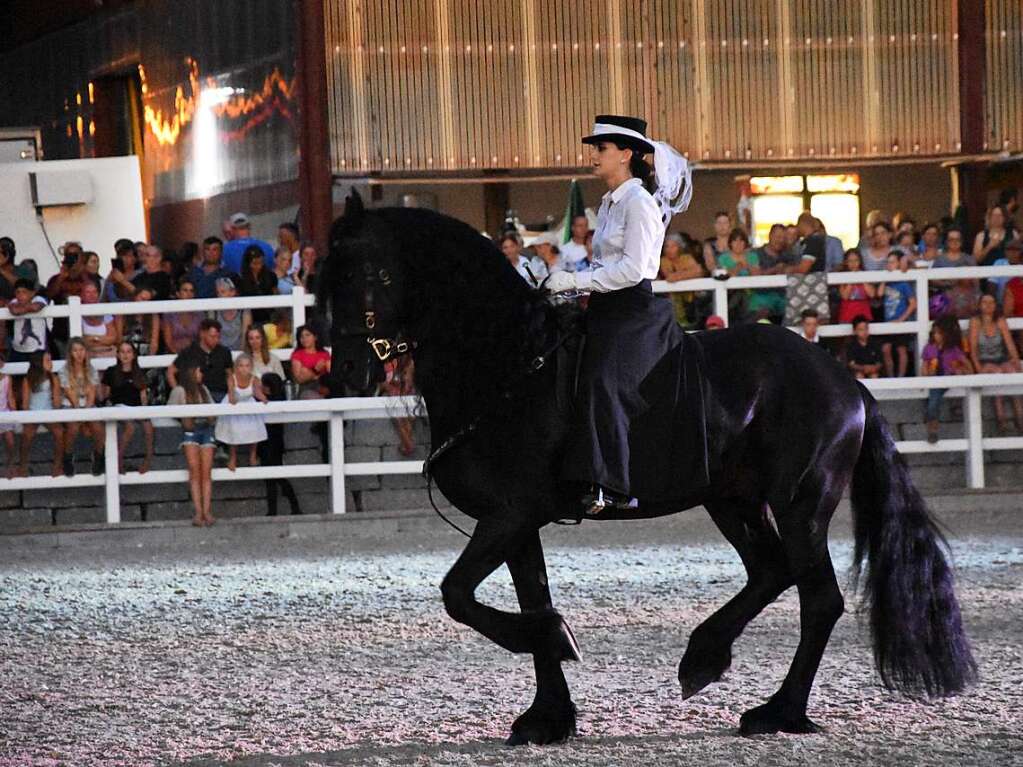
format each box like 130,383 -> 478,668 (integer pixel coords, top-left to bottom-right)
356,260 -> 412,363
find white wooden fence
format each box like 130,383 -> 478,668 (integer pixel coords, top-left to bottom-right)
0,267 -> 1020,523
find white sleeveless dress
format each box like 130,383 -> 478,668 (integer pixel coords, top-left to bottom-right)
214,380 -> 267,445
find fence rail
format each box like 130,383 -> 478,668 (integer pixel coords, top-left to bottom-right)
653,264 -> 1023,372
1,374 -> 1021,523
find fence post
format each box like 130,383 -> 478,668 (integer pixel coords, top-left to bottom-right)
104,421 -> 121,523
329,412 -> 346,513
68,295 -> 84,339
714,282 -> 729,325
914,271 -> 930,373
965,388 -> 985,489
292,286 -> 307,336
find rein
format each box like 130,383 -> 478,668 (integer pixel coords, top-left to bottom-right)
422,317 -> 582,538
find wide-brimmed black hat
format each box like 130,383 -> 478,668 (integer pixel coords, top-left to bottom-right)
581,114 -> 656,155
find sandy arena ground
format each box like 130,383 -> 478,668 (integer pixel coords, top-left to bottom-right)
0,506 -> 1021,766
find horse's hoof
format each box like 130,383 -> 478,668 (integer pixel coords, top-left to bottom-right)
507,701 -> 577,746
677,645 -> 732,699
554,615 -> 582,663
739,701 -> 824,736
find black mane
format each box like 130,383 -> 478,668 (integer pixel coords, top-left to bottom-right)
321,206 -> 574,429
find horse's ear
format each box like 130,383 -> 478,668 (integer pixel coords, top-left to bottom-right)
343,188 -> 365,225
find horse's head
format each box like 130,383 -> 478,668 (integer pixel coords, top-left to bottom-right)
320,189 -> 410,395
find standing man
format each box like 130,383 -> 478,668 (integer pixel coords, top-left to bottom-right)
222,213 -> 275,275
190,237 -> 236,299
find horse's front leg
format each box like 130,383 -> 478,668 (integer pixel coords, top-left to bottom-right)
440,515 -> 580,659
504,530 -> 578,745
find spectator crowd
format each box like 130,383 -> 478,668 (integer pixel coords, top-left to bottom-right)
0,213 -> 354,525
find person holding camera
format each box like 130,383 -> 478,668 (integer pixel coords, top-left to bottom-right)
45,242 -> 91,358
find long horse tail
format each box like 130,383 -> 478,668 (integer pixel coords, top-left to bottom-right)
850,383 -> 978,697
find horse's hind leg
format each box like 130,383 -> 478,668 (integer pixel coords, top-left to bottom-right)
739,488 -> 845,735
679,499 -> 792,699
505,530 -> 578,746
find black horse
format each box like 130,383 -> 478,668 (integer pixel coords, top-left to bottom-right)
319,192 -> 976,745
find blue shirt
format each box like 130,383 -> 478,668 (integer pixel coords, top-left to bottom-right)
883,281 -> 915,321
222,237 -> 275,275
190,265 -> 238,299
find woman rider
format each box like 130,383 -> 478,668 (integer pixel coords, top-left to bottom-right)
546,115 -> 692,514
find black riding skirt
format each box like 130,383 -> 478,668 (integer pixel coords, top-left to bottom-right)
563,279 -> 683,496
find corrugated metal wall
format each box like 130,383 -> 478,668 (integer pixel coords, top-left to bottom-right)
325,0 -> 971,174
986,0 -> 1023,153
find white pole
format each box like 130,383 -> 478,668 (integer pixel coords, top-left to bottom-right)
329,413 -> 346,513
292,286 -> 307,336
104,421 -> 121,523
714,283 -> 729,325
965,389 -> 985,489
914,271 -> 930,374
68,295 -> 84,339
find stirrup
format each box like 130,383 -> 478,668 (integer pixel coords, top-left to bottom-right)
584,487 -> 607,516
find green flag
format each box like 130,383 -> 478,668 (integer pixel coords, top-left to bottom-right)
561,179 -> 585,244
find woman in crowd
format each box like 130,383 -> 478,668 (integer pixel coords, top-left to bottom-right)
291,324 -> 331,399
922,315 -> 974,443
658,232 -> 704,325
18,351 -> 65,477
0,354 -> 18,477
102,243 -> 140,303
243,325 -> 286,380
121,287 -> 161,356
168,364 -> 216,526
215,352 -> 268,472
100,341 -> 154,474
273,247 -> 298,295
837,249 -> 877,323
83,252 -> 103,292
715,228 -> 759,322
973,204 -> 1016,266
210,277 -> 250,351
702,211 -> 731,273
161,276 -> 204,354
294,243 -> 319,293
968,294 -> 1023,433
238,245 -> 278,324
57,337 -> 105,476
263,309 -> 293,350
916,222 -> 943,266
80,282 -> 119,358
861,221 -> 896,270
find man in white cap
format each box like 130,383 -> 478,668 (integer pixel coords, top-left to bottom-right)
528,230 -> 565,280
222,212 -> 275,275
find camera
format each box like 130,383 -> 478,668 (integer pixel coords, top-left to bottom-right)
63,251 -> 80,268
111,257 -> 125,272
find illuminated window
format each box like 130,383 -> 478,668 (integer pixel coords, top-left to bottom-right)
811,193 -> 860,250
750,175 -> 804,194
806,174 -> 860,193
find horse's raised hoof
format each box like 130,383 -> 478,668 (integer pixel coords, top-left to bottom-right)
506,701 -> 578,746
738,701 -> 824,736
534,609 -> 582,662
677,644 -> 732,699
